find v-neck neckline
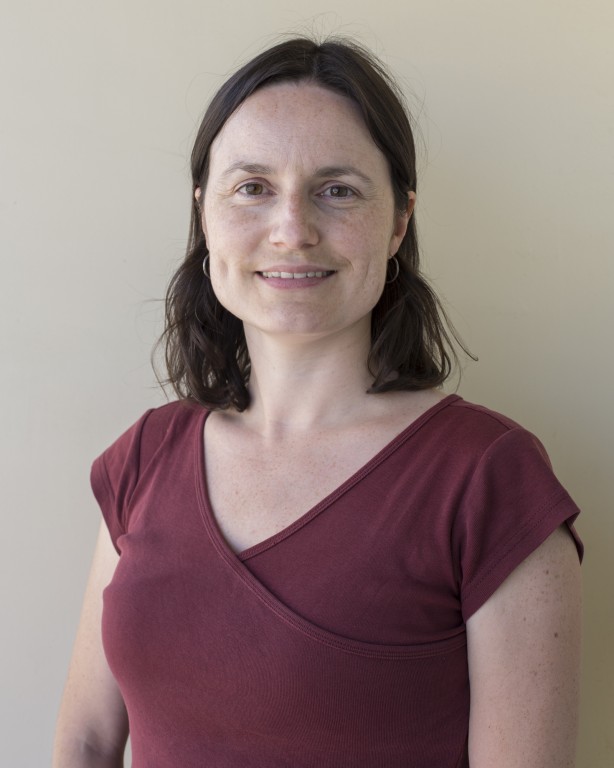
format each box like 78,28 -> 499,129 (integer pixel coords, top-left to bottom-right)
195,394 -> 460,562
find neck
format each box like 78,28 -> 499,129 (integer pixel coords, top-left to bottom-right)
240,323 -> 376,438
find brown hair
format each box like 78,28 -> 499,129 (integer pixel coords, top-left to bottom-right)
160,36 -> 468,410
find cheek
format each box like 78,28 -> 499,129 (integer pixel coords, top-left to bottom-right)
366,265 -> 387,299
204,206 -> 260,259
202,217 -> 229,261
352,223 -> 393,300
353,216 -> 395,270
350,248 -> 387,302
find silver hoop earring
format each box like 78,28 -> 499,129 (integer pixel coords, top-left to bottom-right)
386,256 -> 400,284
202,254 -> 210,279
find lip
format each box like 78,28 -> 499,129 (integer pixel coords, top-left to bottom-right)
256,265 -> 336,275
256,266 -> 336,288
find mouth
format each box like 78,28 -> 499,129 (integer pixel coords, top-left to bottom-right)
259,270 -> 336,279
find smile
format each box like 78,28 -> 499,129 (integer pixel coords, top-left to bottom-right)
260,271 -> 335,279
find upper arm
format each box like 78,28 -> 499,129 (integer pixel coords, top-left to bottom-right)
53,522 -> 129,766
466,525 -> 582,768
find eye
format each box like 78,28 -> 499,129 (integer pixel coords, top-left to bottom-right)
322,184 -> 355,199
238,182 -> 266,196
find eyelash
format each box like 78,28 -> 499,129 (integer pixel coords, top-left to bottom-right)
236,182 -> 357,200
237,182 -> 267,196
321,184 -> 355,199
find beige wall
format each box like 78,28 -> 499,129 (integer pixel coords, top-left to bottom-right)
1,1 -> 612,764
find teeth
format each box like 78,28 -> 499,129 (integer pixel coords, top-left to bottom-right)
261,270 -> 332,279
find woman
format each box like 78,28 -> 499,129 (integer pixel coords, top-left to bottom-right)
53,37 -> 582,767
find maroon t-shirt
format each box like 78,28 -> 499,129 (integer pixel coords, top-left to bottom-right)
92,395 -> 582,767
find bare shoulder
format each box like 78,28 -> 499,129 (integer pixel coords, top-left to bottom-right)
370,386 -> 449,430
388,386 -> 449,414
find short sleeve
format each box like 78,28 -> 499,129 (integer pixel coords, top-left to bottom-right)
90,409 -> 154,552
455,427 -> 582,622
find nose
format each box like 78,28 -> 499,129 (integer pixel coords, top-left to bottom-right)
268,194 -> 319,250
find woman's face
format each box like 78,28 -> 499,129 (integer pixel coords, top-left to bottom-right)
198,81 -> 413,346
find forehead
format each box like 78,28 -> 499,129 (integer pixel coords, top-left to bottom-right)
208,82 -> 388,174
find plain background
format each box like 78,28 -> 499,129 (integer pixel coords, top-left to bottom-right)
1,1 -> 612,765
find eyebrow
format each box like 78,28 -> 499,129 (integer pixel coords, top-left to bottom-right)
220,162 -> 272,179
315,165 -> 374,185
220,161 -> 375,186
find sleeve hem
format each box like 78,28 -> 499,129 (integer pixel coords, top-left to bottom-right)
90,454 -> 123,554
461,493 -> 582,622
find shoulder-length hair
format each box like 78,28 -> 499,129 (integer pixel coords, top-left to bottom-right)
160,36 -> 468,411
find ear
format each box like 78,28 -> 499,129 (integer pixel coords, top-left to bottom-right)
389,191 -> 416,257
